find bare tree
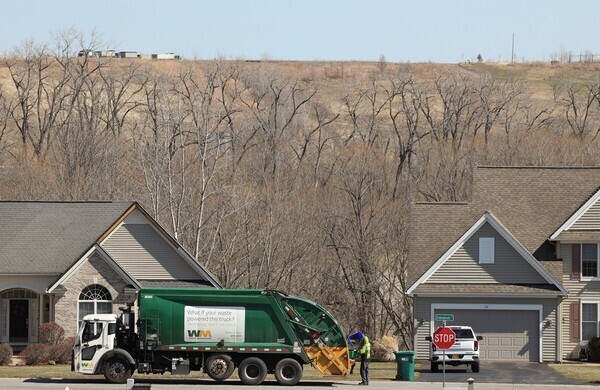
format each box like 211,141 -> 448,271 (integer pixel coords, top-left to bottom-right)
383,72 -> 430,198
556,80 -> 600,140
5,32 -> 103,159
240,69 -> 317,177
0,83 -> 15,160
421,73 -> 483,151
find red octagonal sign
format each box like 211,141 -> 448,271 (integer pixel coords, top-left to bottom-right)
433,326 -> 456,350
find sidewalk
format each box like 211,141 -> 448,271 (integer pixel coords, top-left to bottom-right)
391,383 -> 600,390
1,379 -> 599,389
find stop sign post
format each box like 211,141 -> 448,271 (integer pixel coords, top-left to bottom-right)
432,326 -> 455,387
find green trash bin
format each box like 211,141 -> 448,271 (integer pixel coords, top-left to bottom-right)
394,350 -> 415,381
349,349 -> 357,360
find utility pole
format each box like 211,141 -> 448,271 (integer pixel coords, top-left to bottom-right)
511,33 -> 515,63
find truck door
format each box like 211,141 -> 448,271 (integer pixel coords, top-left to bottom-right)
75,320 -> 105,374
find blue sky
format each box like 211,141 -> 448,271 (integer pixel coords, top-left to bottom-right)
1,0 -> 598,63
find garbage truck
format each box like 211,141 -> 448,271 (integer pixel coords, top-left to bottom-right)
72,288 -> 351,385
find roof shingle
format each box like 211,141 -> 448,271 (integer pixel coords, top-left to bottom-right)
0,201 -> 133,274
408,167 -> 600,288
414,283 -> 561,294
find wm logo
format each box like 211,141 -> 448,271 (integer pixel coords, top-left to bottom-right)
188,329 -> 212,338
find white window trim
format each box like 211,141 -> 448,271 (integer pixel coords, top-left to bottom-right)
581,301 -> 600,341
479,237 -> 495,264
430,303 -> 544,363
76,286 -> 113,331
580,243 -> 600,281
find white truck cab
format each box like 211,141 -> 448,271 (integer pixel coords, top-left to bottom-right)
73,314 -> 135,383
427,326 -> 483,373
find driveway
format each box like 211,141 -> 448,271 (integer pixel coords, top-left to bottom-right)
417,361 -> 583,384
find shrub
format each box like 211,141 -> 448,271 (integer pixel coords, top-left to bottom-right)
0,344 -> 13,365
21,344 -> 50,365
48,337 -> 75,364
38,323 -> 65,345
372,335 -> 399,362
588,337 -> 600,362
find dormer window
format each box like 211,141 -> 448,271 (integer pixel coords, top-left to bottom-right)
582,244 -> 599,278
479,237 -> 495,264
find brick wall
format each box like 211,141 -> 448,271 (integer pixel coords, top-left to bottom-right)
53,252 -> 133,336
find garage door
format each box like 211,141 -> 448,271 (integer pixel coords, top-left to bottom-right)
434,309 -> 539,361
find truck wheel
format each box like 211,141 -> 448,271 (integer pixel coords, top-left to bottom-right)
430,362 -> 439,373
274,358 -> 303,386
472,362 -> 480,373
205,354 -> 235,381
104,357 -> 132,384
238,357 -> 267,385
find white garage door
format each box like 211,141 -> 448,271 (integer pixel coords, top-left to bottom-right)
434,309 -> 539,361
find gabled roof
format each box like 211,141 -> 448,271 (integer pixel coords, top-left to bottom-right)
473,167 -> 600,259
408,167 -> 600,290
47,244 -> 140,293
0,201 -> 133,274
0,201 -> 222,288
550,187 -> 600,240
407,212 -> 566,296
98,203 -> 222,288
407,202 -> 476,287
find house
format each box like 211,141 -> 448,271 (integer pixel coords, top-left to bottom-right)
407,167 -> 600,362
0,201 -> 220,348
152,53 -> 176,60
78,49 -> 98,58
98,50 -> 117,58
118,51 -> 138,58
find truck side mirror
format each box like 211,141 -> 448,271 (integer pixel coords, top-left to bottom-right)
425,336 -> 432,342
477,336 -> 483,341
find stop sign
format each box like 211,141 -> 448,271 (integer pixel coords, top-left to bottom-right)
432,326 -> 456,350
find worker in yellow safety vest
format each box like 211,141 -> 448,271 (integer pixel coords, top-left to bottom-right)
358,335 -> 371,385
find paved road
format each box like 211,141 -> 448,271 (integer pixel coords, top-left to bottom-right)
418,361 -> 583,385
2,378 -> 600,390
0,363 -> 590,390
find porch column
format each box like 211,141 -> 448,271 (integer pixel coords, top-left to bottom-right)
39,294 -> 44,329
49,295 -> 54,323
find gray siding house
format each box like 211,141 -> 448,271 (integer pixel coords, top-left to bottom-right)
0,201 -> 220,347
408,167 -> 600,362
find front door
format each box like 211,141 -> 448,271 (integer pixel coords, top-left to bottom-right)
9,299 -> 29,342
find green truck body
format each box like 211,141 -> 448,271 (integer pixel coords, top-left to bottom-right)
73,287 -> 351,385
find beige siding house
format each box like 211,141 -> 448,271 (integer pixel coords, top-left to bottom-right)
0,201 -> 221,348
408,167 -> 600,363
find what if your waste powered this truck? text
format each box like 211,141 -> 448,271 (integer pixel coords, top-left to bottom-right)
72,288 -> 352,385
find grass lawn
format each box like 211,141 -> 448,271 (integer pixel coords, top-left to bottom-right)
549,363 -> 600,383
0,361 -> 416,381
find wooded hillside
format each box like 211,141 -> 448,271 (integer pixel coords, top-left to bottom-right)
1,37 -> 599,347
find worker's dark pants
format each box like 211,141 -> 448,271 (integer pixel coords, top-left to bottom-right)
360,360 -> 370,384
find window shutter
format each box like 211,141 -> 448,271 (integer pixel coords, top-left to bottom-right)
572,244 -> 581,279
571,301 -> 580,342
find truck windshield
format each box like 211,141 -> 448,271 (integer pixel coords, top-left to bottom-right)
82,321 -> 103,343
453,329 -> 474,339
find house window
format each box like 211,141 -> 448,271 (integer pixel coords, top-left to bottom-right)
582,303 -> 600,340
582,244 -> 599,278
479,237 -> 495,264
78,285 -> 113,329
